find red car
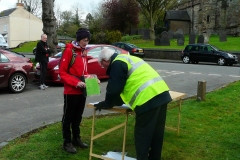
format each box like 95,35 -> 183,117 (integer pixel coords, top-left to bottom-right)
34,44 -> 129,83
0,49 -> 35,93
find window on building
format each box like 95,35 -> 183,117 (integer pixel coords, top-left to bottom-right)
207,15 -> 210,23
4,25 -> 7,31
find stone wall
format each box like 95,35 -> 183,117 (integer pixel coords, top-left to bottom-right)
144,49 -> 182,60
169,21 -> 190,34
143,48 -> 240,61
177,0 -> 240,36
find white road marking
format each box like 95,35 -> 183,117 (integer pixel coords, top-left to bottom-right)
208,74 -> 221,76
189,72 -> 202,74
229,75 -> 240,77
157,70 -> 240,78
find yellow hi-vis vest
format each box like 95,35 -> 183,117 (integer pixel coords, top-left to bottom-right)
113,55 -> 170,110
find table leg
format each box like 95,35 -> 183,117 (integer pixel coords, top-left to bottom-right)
89,109 -> 96,160
177,99 -> 182,136
121,112 -> 128,160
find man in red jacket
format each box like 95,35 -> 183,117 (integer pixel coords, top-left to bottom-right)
59,28 -> 90,154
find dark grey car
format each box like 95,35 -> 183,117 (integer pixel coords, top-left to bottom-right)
112,42 -> 145,58
181,44 -> 238,66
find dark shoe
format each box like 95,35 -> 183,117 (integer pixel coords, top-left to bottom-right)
72,138 -> 88,148
63,143 -> 77,154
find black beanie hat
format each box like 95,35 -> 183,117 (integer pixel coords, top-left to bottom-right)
76,28 -> 91,41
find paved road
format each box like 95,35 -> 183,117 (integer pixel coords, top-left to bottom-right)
1,60 -> 240,148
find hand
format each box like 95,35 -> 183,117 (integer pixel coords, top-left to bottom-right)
77,82 -> 86,88
94,101 -> 105,111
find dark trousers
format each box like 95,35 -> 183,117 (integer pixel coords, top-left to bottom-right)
135,104 -> 168,160
39,61 -> 47,85
62,94 -> 86,144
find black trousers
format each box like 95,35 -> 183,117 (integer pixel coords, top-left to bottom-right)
135,104 -> 168,160
62,94 -> 86,144
39,61 -> 47,85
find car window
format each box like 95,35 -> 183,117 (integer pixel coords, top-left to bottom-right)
6,50 -> 24,58
87,47 -> 102,58
119,45 -> 125,49
190,46 -> 196,51
206,46 -> 212,51
128,43 -> 138,48
114,44 -> 125,49
0,53 -> 9,62
87,46 -> 122,58
102,46 -> 122,54
185,45 -> 192,51
201,46 -> 211,52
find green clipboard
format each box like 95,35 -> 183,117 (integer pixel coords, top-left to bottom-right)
85,77 -> 100,96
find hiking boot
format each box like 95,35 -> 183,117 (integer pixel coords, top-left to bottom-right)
43,84 -> 49,89
63,143 -> 77,154
38,85 -> 45,90
72,138 -> 88,148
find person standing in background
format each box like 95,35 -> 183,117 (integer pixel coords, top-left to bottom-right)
35,34 -> 50,90
59,28 -> 91,154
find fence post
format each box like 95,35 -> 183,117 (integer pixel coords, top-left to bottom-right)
197,81 -> 206,101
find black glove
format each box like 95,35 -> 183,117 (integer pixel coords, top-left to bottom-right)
94,101 -> 106,111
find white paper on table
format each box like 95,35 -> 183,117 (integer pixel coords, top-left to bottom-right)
89,102 -> 131,109
102,151 -> 136,160
89,102 -> 100,105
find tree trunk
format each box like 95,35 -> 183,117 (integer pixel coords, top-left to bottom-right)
150,16 -> 155,40
42,0 -> 57,55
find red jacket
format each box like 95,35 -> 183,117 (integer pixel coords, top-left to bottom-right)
59,42 -> 88,94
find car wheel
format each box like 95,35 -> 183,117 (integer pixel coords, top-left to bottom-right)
33,48 -> 36,55
182,56 -> 190,63
217,57 -> 225,66
8,73 -> 26,93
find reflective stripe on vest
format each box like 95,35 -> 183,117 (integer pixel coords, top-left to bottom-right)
113,55 -> 169,110
129,76 -> 163,106
117,55 -> 147,77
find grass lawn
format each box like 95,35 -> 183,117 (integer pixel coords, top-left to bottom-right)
0,80 -> 240,160
125,35 -> 240,52
13,41 -> 38,53
12,35 -> 240,53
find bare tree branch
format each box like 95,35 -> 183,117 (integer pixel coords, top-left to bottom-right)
134,0 -> 178,39
23,0 -> 42,18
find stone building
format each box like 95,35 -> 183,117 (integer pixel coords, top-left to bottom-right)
163,10 -> 190,34
169,0 -> 240,35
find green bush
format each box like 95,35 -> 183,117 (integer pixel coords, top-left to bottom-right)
121,35 -> 132,41
91,30 -> 122,44
121,35 -> 142,41
105,30 -> 122,44
132,35 -> 142,40
91,31 -> 107,44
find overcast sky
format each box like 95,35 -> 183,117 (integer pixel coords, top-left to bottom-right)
0,0 -> 102,17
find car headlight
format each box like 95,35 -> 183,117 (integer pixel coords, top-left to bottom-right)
227,53 -> 233,58
53,65 -> 59,70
